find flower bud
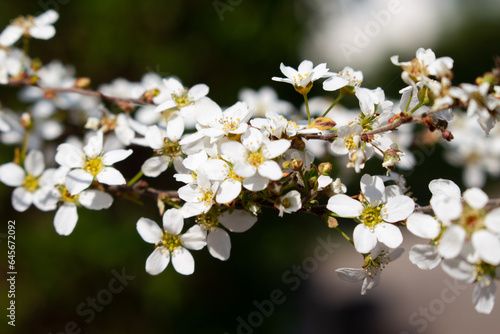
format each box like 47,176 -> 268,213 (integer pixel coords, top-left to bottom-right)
268,181 -> 283,196
74,77 -> 91,89
248,202 -> 261,216
327,216 -> 338,228
318,162 -> 332,175
309,117 -> 336,130
282,161 -> 291,170
20,112 -> 32,130
290,158 -> 303,171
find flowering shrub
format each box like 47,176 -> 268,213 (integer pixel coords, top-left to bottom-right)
1,9 -> 500,315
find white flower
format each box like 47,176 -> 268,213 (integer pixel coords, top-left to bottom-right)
55,131 -> 132,195
196,209 -> 257,261
327,174 -> 414,254
238,86 -> 294,117
197,101 -> 253,143
277,190 -> 302,217
441,257 -> 499,314
391,48 -> 453,86
0,10 -> 59,47
454,83 -> 500,134
220,127 -> 290,191
430,180 -> 500,265
331,178 -> 347,194
139,115 -> 184,177
323,66 -> 362,92
197,157 -> 243,204
272,60 -> 329,92
336,246 -> 404,295
0,48 -> 23,84
178,169 -> 219,218
136,208 -> 206,275
154,77 -> 209,117
0,150 -> 56,212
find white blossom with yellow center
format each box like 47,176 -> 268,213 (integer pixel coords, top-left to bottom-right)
55,131 -> 132,195
272,60 -> 329,89
136,208 -> 207,275
220,127 -> 291,192
0,150 -> 56,212
327,174 -> 414,254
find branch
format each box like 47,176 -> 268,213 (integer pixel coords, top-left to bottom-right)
5,77 -> 155,106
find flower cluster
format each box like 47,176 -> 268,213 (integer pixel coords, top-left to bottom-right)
2,9 -> 500,318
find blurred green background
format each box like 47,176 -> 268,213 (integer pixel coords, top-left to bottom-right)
1,1 -> 500,334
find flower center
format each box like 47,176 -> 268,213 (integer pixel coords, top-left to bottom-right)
172,90 -> 192,109
474,262 -> 497,283
160,140 -> 182,157
456,204 -> 486,237
161,233 -> 182,251
84,156 -> 104,176
196,212 -> 219,231
197,187 -> 214,205
23,174 -> 39,192
221,117 -> 241,132
281,198 -> 291,209
340,69 -> 362,88
361,205 -> 383,228
12,15 -> 35,32
405,58 -> 428,81
59,185 -> 78,203
247,150 -> 265,168
344,134 -> 357,151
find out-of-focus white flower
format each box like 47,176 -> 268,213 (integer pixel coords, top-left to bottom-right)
136,208 -> 207,275
0,10 -> 59,47
0,150 -> 56,212
238,86 -> 294,117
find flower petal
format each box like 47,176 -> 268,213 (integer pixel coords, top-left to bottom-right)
145,125 -> 164,149
463,187 -> 489,209
137,218 -> 163,244
24,150 -> 45,176
171,248 -> 195,275
141,156 -> 169,177
327,194 -> 363,217
216,179 -> 241,204
438,225 -> 466,259
472,230 -> 500,265
406,213 -> 440,239
219,210 -> 257,233
353,224 -> 377,254
83,131 -> 103,157
473,279 -> 496,314
29,25 -> 56,40
102,149 -> 133,165
0,25 -> 24,47
12,187 -> 33,212
96,167 -> 126,185
335,268 -> 366,282
162,208 -> 184,235
429,179 -> 461,198
374,223 -> 403,249
242,174 -> 269,191
145,247 -> 170,275
0,163 -> 25,187
54,204 -> 78,236
55,143 -> 84,168
384,195 -> 414,223
440,258 -> 475,282
485,208 -> 500,233
258,160 -> 283,181
181,224 -> 207,250
207,227 -> 231,261
65,169 -> 93,195
79,190 -> 113,210
409,244 -> 441,270
360,174 -> 385,205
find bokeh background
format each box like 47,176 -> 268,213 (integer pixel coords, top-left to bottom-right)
1,0 -> 500,333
